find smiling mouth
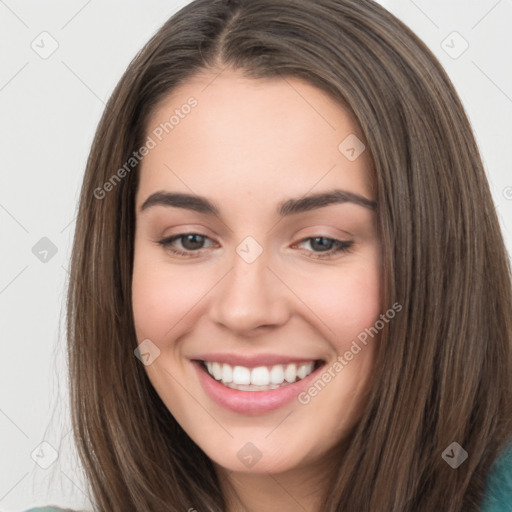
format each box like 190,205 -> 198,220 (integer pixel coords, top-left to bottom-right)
197,359 -> 325,391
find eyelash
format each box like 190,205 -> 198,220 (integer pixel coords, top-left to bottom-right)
156,233 -> 354,260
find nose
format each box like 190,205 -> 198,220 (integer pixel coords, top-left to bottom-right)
208,248 -> 291,335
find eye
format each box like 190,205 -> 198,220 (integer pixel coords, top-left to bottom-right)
156,233 -> 215,257
156,233 -> 353,260
294,236 -> 354,259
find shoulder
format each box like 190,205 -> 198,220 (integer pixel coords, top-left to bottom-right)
480,442 -> 512,511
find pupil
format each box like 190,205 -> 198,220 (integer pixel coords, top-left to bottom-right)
311,237 -> 332,251
183,234 -> 204,250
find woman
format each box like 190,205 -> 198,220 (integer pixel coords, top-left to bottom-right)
27,0 -> 512,510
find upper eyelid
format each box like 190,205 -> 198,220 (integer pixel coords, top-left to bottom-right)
167,233 -> 216,242
159,232 -> 349,240
159,233 -> 351,248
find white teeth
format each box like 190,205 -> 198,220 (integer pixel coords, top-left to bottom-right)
284,363 -> 297,383
203,360 -> 317,389
221,363 -> 233,383
297,362 -> 314,379
251,366 -> 269,386
232,366 -> 251,385
211,362 -> 222,380
224,382 -> 282,391
270,364 -> 285,384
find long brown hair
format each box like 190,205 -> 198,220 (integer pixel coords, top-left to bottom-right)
66,0 -> 512,510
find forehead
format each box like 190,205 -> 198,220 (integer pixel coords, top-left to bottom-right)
137,69 -> 374,209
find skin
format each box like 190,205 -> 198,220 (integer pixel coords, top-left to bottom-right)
132,68 -> 382,512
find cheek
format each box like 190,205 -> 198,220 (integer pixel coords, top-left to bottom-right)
131,252 -> 208,342
293,258 -> 382,343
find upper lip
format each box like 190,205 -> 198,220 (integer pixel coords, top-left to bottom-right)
191,353 -> 324,368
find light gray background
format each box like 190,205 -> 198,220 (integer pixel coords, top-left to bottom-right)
1,0 -> 511,510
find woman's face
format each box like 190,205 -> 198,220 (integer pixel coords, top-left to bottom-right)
132,68 -> 382,475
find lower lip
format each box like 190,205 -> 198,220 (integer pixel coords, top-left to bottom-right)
193,361 -> 324,415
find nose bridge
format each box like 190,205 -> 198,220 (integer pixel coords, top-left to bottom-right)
209,240 -> 288,332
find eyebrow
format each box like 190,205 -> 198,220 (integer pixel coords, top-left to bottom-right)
140,189 -> 377,216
